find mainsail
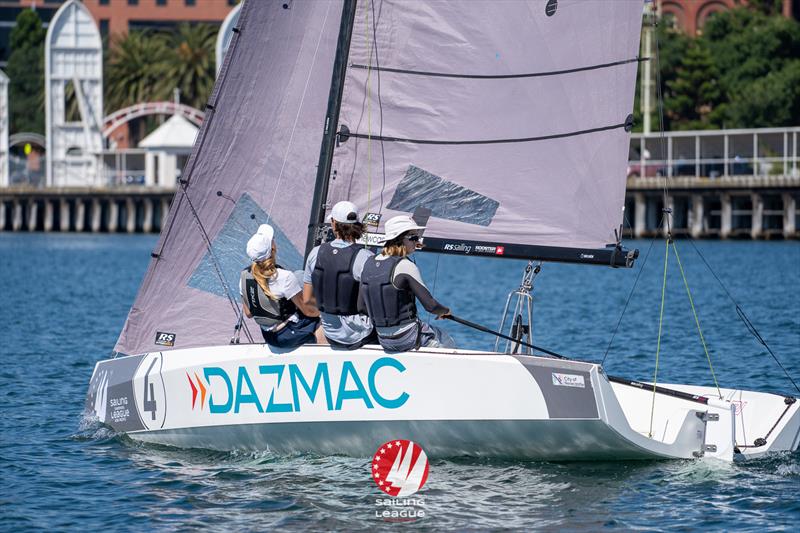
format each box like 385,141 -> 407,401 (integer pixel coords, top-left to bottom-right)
115,1 -> 343,355
115,0 -> 644,356
323,0 -> 643,264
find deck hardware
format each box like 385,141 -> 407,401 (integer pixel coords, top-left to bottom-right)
704,444 -> 717,452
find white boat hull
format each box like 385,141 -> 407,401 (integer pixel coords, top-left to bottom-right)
85,344 -> 799,461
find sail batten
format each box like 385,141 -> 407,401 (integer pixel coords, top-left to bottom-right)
349,57 -> 644,80
339,120 -> 631,146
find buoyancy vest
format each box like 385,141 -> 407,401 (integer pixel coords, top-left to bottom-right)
311,242 -> 361,315
359,256 -> 418,328
241,266 -> 297,328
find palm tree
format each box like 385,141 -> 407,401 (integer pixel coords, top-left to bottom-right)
158,23 -> 217,110
105,30 -> 170,114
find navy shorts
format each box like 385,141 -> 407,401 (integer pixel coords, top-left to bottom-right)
261,316 -> 319,349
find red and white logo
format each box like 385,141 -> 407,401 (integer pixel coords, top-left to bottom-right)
372,440 -> 429,497
495,246 -> 505,255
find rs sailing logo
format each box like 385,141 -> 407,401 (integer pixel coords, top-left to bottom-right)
372,440 -> 429,497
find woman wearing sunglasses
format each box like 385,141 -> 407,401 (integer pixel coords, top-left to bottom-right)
358,215 -> 455,352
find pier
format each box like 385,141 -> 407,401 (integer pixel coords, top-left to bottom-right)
624,127 -> 799,239
0,186 -> 173,233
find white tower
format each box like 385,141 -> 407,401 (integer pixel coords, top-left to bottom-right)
215,2 -> 242,76
45,0 -> 103,187
0,70 -> 8,187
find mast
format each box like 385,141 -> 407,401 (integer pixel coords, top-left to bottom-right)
305,0 -> 358,258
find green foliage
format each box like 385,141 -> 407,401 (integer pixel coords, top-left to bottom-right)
105,31 -> 170,113
6,9 -> 45,133
638,5 -> 800,131
664,42 -> 725,130
105,23 -> 217,114
157,23 -> 217,110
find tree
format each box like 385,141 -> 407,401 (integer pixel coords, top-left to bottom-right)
6,9 -> 45,133
664,42 -> 725,129
157,23 -> 217,109
105,30 -> 170,114
701,8 -> 800,127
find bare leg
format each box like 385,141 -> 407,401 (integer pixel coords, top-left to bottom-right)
314,326 -> 328,344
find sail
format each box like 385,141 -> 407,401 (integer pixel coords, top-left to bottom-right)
325,0 -> 643,264
114,1 -> 344,355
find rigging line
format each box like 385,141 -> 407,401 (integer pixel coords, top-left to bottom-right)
266,1 -> 333,221
651,9 -> 671,226
363,0 -> 373,215
649,236 -> 670,439
349,57 -> 645,79
341,121 -> 627,146
685,236 -> 800,395
601,212 -> 664,365
178,186 -> 242,319
671,240 -> 722,399
370,0 -> 387,213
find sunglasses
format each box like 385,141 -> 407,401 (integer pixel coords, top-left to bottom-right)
405,234 -> 421,242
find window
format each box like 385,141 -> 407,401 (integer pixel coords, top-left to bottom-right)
99,0 -> 109,6
185,0 -> 196,6
128,0 -> 138,6
228,0 -> 239,5
156,0 -> 167,5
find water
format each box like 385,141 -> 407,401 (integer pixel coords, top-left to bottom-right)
1,233 -> 798,530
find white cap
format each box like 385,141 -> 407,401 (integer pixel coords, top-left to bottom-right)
246,224 -> 274,262
379,215 -> 426,243
330,201 -> 360,224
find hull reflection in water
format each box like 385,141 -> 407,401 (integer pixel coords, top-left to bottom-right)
85,344 -> 800,461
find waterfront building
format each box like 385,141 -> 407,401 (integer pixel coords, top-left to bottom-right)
1,0 -> 239,68
657,0 -> 798,36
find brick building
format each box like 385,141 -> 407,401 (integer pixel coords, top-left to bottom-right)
659,0 -> 798,36
0,0 -> 239,67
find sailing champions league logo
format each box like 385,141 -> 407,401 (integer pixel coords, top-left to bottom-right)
372,440 -> 428,521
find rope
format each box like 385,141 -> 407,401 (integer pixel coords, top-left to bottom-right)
685,236 -> 800,395
649,236 -> 670,438
363,0 -> 373,214
602,213 -> 663,364
671,240 -> 722,398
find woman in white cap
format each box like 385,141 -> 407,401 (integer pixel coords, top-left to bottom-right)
303,200 -> 377,349
358,215 -> 454,352
241,224 -> 324,349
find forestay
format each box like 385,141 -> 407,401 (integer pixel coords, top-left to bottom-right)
114,1 -> 343,355
325,0 -> 643,262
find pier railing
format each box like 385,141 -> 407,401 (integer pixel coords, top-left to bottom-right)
628,126 -> 799,179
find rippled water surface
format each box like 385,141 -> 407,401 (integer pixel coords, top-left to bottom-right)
1,234 -> 798,530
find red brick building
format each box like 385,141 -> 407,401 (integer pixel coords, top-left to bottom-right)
0,0 -> 239,66
659,0 -> 798,36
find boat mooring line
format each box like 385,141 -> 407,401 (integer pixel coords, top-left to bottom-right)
349,57 -> 644,79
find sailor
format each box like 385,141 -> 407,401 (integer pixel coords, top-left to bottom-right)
303,201 -> 377,349
358,215 -> 454,352
241,224 -> 325,349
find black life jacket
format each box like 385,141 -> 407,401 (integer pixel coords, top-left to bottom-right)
241,266 -> 298,328
311,242 -> 361,315
359,256 -> 418,328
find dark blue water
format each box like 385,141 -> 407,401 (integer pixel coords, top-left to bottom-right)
1,233 -> 798,530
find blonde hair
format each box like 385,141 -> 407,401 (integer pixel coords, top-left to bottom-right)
382,234 -> 410,258
251,257 -> 278,300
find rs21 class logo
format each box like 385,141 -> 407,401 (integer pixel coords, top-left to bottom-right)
155,331 -> 176,346
372,440 -> 429,497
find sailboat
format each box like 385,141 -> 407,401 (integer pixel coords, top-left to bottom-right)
85,0 -> 799,461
